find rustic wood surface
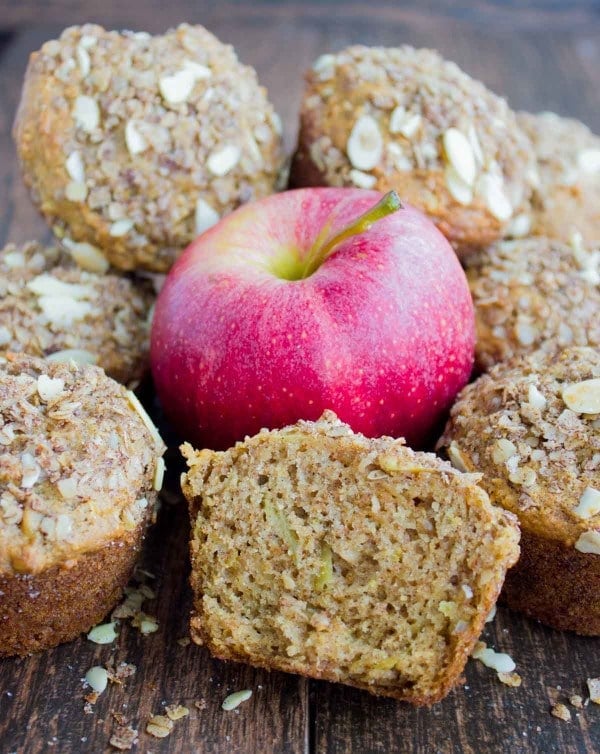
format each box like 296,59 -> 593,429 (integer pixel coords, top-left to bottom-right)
0,1 -> 600,752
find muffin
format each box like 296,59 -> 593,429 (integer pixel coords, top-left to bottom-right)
289,46 -> 534,249
13,23 -> 285,273
182,411 -> 520,705
509,111 -> 600,245
0,354 -> 166,656
0,241 -> 154,384
438,347 -> 600,635
466,236 -> 600,371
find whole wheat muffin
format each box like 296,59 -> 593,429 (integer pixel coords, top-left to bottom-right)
466,236 -> 600,371
0,354 -> 165,656
182,411 -> 520,705
289,46 -> 534,250
438,347 -> 600,635
0,241 -> 154,384
13,23 -> 284,273
509,111 -> 600,245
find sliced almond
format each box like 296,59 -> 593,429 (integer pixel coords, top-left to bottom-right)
515,319 -> 538,346
577,148 -> 600,174
312,53 -> 336,80
467,124 -> 484,166
207,145 -> 241,176
349,169 -> 377,189
79,34 -> 97,49
575,529 -> 600,555
443,128 -> 476,186
479,173 -> 512,221
491,438 -> 517,465
37,296 -> 93,327
73,95 -> 100,133
447,441 -> 469,472
125,119 -> 148,156
57,477 -> 78,499
46,349 -> 98,365
505,212 -> 531,238
195,198 -> 220,234
445,166 -> 473,206
573,487 -> 600,520
389,107 -> 421,139
65,181 -> 88,202
347,115 -> 383,171
76,45 -> 91,77
37,374 -> 65,401
527,383 -> 547,410
127,390 -> 164,448
27,274 -> 94,300
66,151 -> 85,183
153,457 -> 165,492
62,238 -> 109,273
159,68 -> 196,104
183,60 -> 212,79
21,452 -> 41,488
562,378 -> 600,414
109,219 -> 134,237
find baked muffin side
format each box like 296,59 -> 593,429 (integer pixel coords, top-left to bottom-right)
0,354 -> 166,655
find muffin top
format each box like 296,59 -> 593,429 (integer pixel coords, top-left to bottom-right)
0,355 -> 165,574
466,235 -> 600,370
438,347 -> 600,546
13,24 -> 284,272
0,241 -> 154,384
293,45 -> 534,246
511,111 -> 600,244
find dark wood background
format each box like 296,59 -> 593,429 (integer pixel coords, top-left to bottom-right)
1,1 -> 600,752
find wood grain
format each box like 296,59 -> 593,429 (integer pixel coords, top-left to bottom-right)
0,2 -> 600,752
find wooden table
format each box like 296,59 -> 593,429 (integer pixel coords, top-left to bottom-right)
1,2 -> 599,752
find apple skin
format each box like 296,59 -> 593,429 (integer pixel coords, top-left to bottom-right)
151,188 -> 474,450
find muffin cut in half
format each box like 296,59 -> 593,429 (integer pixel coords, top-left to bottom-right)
0,354 -> 165,656
182,411 -> 520,705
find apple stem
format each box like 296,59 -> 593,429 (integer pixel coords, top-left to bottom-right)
300,190 -> 403,279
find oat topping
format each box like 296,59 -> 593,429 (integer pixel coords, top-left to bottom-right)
515,111 -> 600,245
466,237 -> 600,370
294,45 -> 534,245
438,347 -> 600,543
15,23 -> 285,272
0,242 -> 154,384
0,355 -> 165,574
551,702 -> 572,722
146,714 -> 174,738
109,723 -> 138,750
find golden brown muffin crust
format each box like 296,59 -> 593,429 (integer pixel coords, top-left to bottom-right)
438,347 -> 600,634
466,236 -> 600,371
13,24 -> 284,272
0,241 -> 154,384
290,46 -> 534,249
512,111 -> 600,246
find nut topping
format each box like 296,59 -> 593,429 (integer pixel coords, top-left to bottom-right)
443,128 -> 476,186
573,487 -> 600,520
575,529 -> 600,555
347,115 -> 383,171
125,120 -> 148,156
207,145 -> 241,177
73,95 -> 100,133
562,378 -> 600,414
195,198 -> 220,234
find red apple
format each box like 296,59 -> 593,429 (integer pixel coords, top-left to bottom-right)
151,188 -> 474,450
